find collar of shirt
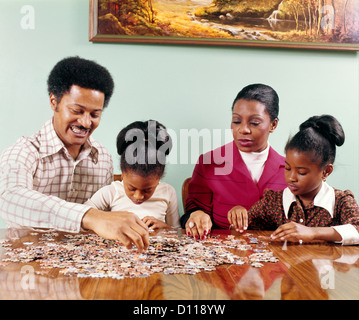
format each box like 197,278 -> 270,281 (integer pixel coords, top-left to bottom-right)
239,143 -> 270,163
239,144 -> 270,183
282,181 -> 335,219
38,118 -> 99,163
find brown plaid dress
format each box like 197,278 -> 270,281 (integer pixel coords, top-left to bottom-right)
248,187 -> 359,244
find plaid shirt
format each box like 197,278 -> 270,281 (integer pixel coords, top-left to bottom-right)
0,119 -> 113,232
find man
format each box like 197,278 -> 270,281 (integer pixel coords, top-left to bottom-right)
0,56 -> 149,251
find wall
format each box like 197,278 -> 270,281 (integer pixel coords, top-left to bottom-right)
0,0 -> 358,228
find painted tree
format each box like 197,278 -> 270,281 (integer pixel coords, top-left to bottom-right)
99,0 -> 156,25
141,0 -> 155,24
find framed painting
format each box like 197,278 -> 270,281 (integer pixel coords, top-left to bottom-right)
89,0 -> 359,51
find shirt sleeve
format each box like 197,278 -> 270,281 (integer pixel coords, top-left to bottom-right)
333,190 -> 359,245
247,194 -> 268,230
104,155 -> 114,186
165,185 -> 180,228
247,189 -> 284,230
333,224 -> 359,245
0,145 -> 90,233
84,183 -> 117,211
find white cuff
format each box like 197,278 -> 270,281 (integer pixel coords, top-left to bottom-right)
333,224 -> 359,245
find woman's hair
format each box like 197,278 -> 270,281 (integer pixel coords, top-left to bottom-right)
232,83 -> 279,121
47,56 -> 114,108
116,120 -> 172,178
285,114 -> 345,168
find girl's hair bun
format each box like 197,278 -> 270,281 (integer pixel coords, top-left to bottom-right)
285,114 -> 345,168
299,114 -> 345,147
116,120 -> 172,156
116,120 -> 172,177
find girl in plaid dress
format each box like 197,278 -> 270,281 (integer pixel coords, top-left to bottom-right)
243,115 -> 359,245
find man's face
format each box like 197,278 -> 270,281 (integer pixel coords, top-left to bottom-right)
50,85 -> 105,158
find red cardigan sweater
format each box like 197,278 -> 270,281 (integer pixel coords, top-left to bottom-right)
181,141 -> 287,229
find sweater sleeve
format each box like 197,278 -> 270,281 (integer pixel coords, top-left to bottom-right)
180,155 -> 213,228
165,185 -> 181,228
84,182 -> 118,211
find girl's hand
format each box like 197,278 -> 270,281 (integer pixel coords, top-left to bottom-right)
227,205 -> 248,232
185,210 -> 212,240
142,216 -> 170,230
271,222 -> 315,243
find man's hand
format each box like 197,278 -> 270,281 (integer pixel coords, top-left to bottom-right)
82,208 -> 150,252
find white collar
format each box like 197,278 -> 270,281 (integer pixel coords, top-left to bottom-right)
239,144 -> 270,163
282,182 -> 335,219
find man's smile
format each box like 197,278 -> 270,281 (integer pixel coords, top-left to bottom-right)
70,125 -> 90,137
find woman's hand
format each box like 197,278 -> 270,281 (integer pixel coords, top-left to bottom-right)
227,205 -> 248,232
185,210 -> 212,240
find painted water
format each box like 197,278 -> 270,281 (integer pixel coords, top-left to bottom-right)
156,0 -> 303,34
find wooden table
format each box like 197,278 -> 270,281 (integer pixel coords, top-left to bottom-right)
0,228 -> 358,301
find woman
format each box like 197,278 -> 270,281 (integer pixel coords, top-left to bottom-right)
181,83 -> 287,239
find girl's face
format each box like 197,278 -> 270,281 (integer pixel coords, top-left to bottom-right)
285,149 -> 333,205
122,171 -> 160,205
231,99 -> 278,153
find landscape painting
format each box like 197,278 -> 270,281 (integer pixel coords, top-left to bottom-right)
89,0 -> 359,50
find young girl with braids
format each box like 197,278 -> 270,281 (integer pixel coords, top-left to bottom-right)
240,115 -> 359,245
86,120 -> 180,230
